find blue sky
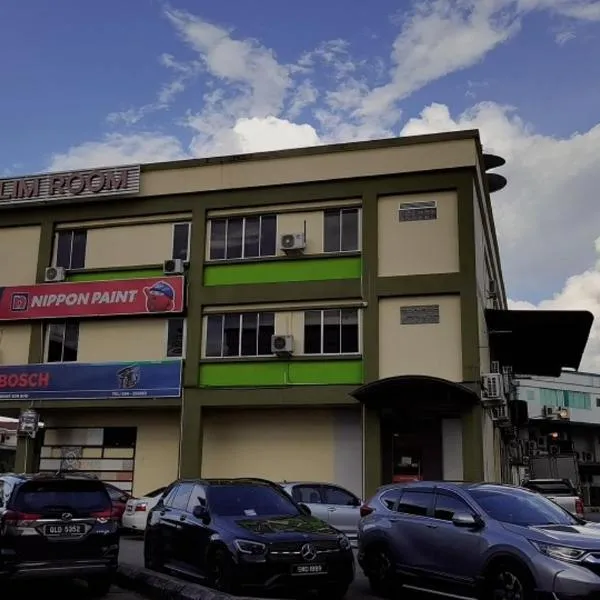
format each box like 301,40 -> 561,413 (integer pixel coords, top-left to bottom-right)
2,0 -> 600,367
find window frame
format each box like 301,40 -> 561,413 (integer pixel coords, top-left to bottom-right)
395,488 -> 435,518
171,222 -> 191,262
321,484 -> 360,506
171,482 -> 194,511
432,490 -> 476,522
204,312 -> 275,358
54,229 -> 87,270
302,308 -> 361,356
44,320 -> 80,363
165,317 -> 187,359
290,485 -> 324,504
323,207 -> 361,254
207,214 -> 278,261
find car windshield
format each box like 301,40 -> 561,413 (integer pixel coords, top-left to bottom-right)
207,484 -> 301,518
469,486 -> 579,526
15,480 -> 111,514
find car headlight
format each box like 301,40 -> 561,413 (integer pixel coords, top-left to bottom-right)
233,539 -> 267,555
530,541 -> 587,563
338,534 -> 351,550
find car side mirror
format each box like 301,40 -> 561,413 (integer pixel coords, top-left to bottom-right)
298,503 -> 312,516
192,505 -> 209,520
451,512 -> 481,528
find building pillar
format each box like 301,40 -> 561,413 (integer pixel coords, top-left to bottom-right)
363,405 -> 381,499
178,392 -> 203,479
462,404 -> 484,481
14,436 -> 37,473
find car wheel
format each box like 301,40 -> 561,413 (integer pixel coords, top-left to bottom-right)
366,545 -> 396,598
87,576 -> 112,598
144,535 -> 166,572
483,561 -> 534,600
208,548 -> 238,594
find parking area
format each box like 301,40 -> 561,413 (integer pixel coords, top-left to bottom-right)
7,579 -> 143,600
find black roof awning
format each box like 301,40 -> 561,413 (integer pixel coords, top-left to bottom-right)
485,309 -> 594,377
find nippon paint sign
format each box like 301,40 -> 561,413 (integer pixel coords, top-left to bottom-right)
0,165 -> 140,207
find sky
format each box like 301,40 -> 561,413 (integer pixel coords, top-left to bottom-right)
2,0 -> 600,370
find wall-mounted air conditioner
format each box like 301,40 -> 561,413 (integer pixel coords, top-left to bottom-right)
279,233 -> 306,253
44,266 -> 66,283
482,373 -> 505,404
271,335 -> 294,357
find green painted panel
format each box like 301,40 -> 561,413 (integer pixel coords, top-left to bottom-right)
203,257 -> 361,286
67,269 -> 164,282
199,360 -> 363,387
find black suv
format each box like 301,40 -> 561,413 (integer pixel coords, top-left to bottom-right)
144,477 -> 355,597
0,472 -> 119,596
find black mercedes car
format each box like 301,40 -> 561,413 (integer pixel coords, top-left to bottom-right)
144,477 -> 355,597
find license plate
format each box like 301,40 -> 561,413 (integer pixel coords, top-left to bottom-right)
292,564 -> 327,575
126,505 -> 134,513
43,523 -> 88,537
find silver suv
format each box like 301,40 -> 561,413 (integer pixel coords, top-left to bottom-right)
358,481 -> 600,599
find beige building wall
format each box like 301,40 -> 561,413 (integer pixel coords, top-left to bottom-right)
84,223 -> 178,268
379,295 -> 462,382
76,319 -> 170,362
0,325 -> 33,365
377,192 -> 459,277
142,138 -> 479,198
202,408 -> 336,481
42,410 -> 180,497
0,226 -> 41,284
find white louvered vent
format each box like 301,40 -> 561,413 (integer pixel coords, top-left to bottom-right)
398,200 -> 437,222
400,305 -> 440,325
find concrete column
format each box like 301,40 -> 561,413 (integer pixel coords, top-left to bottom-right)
178,391 -> 203,479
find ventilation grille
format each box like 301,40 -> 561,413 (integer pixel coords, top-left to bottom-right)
400,305 -> 440,325
398,200 -> 437,222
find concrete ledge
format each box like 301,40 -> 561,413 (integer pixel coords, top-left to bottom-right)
117,563 -> 265,600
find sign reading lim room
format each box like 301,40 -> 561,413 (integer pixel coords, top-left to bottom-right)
0,165 -> 140,207
0,276 -> 185,320
0,361 -> 182,400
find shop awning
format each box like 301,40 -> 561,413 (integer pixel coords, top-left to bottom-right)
350,375 -> 479,413
485,309 -> 594,378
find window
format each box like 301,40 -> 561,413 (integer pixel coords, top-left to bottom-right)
324,208 -> 360,253
322,485 -> 359,506
55,230 -> 87,269
303,308 -> 359,355
172,222 -> 191,261
171,483 -> 194,511
207,484 -> 299,517
209,215 -> 277,260
379,489 -> 404,510
596,397 -> 600,408
291,485 -> 323,504
396,490 -> 434,516
433,492 -> 473,521
186,484 -> 207,512
205,312 -> 275,357
103,427 -> 137,449
166,318 -> 186,358
46,321 -> 79,362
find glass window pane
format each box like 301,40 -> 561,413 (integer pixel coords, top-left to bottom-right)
324,210 -> 341,253
397,491 -> 433,516
55,232 -> 73,269
71,231 -> 87,269
62,321 -> 79,362
172,223 -> 190,261
323,309 -> 341,354
205,315 -> 223,357
226,218 -> 243,259
259,215 -> 277,256
434,493 -> 472,521
47,323 -> 65,362
257,312 -> 275,355
240,313 -> 258,356
167,318 -> 185,357
304,310 -> 322,354
243,217 -> 260,258
341,308 -> 359,353
223,314 -> 241,357
341,209 -> 359,252
209,220 -> 226,260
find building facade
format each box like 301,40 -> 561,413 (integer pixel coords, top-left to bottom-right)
0,131 -> 590,499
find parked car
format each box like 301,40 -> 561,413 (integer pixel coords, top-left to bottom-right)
279,481 -> 362,544
359,483 -> 407,517
122,487 -> 166,532
145,477 -> 355,598
358,481 -> 600,599
103,483 -> 132,522
521,477 -> 585,515
0,472 -> 119,596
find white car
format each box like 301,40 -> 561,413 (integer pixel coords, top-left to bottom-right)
121,487 -> 166,532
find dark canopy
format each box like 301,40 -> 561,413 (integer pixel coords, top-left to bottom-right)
485,309 -> 594,377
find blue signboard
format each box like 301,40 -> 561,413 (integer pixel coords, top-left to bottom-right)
0,360 -> 182,400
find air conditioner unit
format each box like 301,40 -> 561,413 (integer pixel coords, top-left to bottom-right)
482,373 -> 505,401
163,259 -> 185,275
44,266 -> 66,282
271,335 -> 294,357
490,403 -> 511,427
527,440 -> 538,455
279,233 -> 306,253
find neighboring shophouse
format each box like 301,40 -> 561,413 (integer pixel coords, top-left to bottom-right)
0,419 -> 17,472
517,371 -> 600,507
0,131 -> 592,498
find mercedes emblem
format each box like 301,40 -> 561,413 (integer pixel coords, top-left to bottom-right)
300,543 -> 317,562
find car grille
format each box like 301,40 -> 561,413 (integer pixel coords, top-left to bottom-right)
583,553 -> 600,577
268,540 -> 340,559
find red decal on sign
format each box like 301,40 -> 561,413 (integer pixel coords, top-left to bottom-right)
0,277 -> 185,320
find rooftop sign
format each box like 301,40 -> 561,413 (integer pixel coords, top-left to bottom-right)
0,164 -> 140,207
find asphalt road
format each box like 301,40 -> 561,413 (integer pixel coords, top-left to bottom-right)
6,579 -> 143,600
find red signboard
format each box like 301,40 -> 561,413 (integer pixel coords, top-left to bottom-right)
0,277 -> 185,321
